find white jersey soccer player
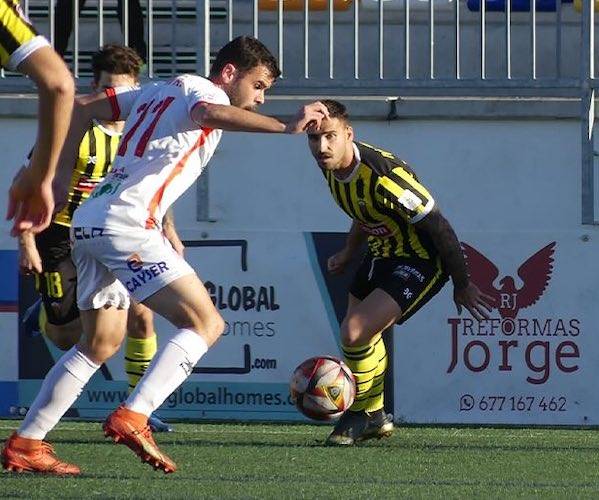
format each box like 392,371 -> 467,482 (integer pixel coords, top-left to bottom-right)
2,36 -> 329,476
71,75 -> 230,309
78,75 -> 229,231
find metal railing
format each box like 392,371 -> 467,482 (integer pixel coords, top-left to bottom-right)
0,0 -> 591,91
192,0 -> 587,96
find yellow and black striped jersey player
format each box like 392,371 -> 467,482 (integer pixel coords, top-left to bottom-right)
307,100 -> 495,446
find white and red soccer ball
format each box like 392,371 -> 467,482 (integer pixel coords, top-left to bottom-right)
289,356 -> 356,421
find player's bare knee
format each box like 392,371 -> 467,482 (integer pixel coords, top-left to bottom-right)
209,314 -> 226,343
340,315 -> 371,347
80,336 -> 122,364
127,307 -> 154,338
86,343 -> 120,364
169,306 -> 224,346
194,313 -> 225,347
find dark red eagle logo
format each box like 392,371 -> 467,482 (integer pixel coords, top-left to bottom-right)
461,242 -> 556,319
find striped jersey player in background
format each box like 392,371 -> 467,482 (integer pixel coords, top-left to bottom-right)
18,45 -> 179,434
307,100 -> 495,446
1,0 -> 75,235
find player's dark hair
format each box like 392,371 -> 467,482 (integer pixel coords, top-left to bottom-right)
210,36 -> 281,80
320,99 -> 350,124
91,44 -> 143,83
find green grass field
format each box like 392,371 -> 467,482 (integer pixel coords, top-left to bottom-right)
2,421 -> 599,498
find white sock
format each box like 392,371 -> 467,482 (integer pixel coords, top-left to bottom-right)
125,328 -> 208,416
18,347 -> 100,440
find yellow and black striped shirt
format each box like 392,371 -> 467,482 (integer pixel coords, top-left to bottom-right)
54,121 -> 121,227
323,141 -> 437,260
0,0 -> 47,70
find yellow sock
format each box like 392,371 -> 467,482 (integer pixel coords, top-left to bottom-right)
125,334 -> 157,392
38,304 -> 47,336
364,335 -> 387,413
342,333 -> 382,412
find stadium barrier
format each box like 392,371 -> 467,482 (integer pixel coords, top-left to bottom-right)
1,1 -> 598,425
1,118 -> 595,424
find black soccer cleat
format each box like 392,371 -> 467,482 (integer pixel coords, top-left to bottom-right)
148,413 -> 173,433
361,410 -> 394,441
325,410 -> 369,446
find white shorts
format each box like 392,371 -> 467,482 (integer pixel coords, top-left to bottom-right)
70,226 -> 194,311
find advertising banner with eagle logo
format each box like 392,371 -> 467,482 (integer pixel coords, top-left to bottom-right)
393,233 -> 599,425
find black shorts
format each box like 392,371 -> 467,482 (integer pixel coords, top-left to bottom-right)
34,223 -> 79,326
350,253 -> 449,325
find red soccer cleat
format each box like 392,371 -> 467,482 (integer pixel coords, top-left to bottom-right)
103,406 -> 177,474
1,432 -> 80,475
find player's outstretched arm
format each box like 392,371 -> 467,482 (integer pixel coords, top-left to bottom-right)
191,101 -> 329,134
17,47 -> 75,183
415,208 -> 495,321
7,47 -> 75,236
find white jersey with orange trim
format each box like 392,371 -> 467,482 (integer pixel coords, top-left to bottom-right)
72,74 -> 230,231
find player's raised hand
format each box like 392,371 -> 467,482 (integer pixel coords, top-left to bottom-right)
327,247 -> 354,275
19,231 -> 43,275
164,229 -> 185,257
7,167 -> 54,237
453,281 -> 495,321
285,102 -> 330,134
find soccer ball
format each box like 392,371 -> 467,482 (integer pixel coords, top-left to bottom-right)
289,356 -> 356,421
